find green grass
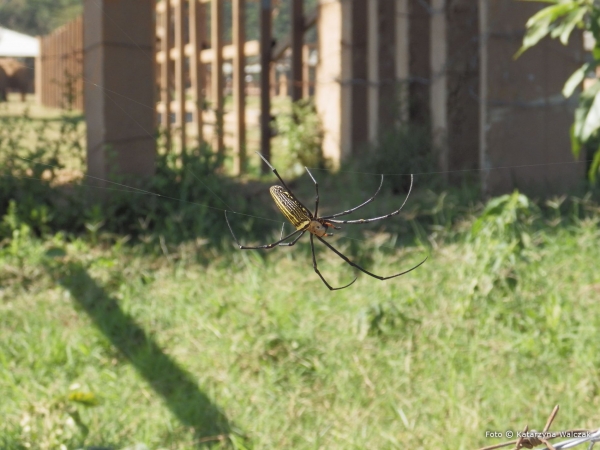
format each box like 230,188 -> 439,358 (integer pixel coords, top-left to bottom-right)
2,96 -> 600,449
3,190 -> 600,449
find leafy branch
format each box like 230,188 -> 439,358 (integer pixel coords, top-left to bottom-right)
517,0 -> 600,181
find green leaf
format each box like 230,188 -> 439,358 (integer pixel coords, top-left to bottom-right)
581,78 -> 600,99
574,104 -> 590,143
550,6 -> 583,41
516,2 -> 582,57
571,82 -> 600,145
588,147 -> 600,183
590,8 -> 600,37
515,21 -> 551,57
570,123 -> 582,158
563,63 -> 589,97
582,89 -> 600,141
524,2 -> 575,27
68,391 -> 99,406
559,7 -> 587,44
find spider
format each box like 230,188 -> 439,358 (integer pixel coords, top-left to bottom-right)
225,152 -> 428,290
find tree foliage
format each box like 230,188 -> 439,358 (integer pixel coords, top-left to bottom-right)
0,0 -> 318,43
518,0 -> 600,181
0,0 -> 82,36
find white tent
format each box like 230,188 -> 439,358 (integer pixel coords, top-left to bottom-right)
0,26 -> 39,57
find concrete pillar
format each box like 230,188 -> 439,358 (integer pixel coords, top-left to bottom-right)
396,0 -> 410,122
430,0 -> 448,177
350,0 -> 369,153
316,0 -> 367,165
367,0 -> 379,143
378,0 -> 397,131
409,0 -> 430,124
446,0 -> 479,180
84,0 -> 156,183
479,0 -> 584,195
368,0 -> 397,142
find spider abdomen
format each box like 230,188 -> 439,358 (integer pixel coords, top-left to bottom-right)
270,186 -> 312,230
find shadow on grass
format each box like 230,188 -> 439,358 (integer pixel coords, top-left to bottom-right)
46,261 -> 238,447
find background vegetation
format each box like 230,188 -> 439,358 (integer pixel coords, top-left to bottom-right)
1,1 -> 600,447
2,94 -> 600,449
0,0 -> 318,43
0,0 -> 82,36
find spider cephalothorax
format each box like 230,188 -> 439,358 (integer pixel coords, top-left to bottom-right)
306,220 -> 331,238
225,153 -> 427,291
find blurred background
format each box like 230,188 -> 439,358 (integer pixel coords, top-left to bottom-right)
2,1 -> 600,449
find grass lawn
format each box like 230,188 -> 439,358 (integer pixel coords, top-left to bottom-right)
3,201 -> 600,449
1,97 -> 600,449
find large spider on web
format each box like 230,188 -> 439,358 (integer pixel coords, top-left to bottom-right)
225,153 -> 428,290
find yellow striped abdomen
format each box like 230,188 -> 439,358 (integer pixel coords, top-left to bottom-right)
269,186 -> 312,230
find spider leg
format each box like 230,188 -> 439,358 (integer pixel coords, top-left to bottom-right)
225,211 -> 304,249
304,167 -> 343,230
310,234 -> 357,291
316,235 -> 427,280
276,223 -> 307,246
279,230 -> 306,246
326,174 -> 414,225
304,167 -> 320,217
320,174 -> 384,219
256,152 -> 314,212
256,152 -> 293,194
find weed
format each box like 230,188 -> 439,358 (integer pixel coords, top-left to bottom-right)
274,99 -> 327,175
